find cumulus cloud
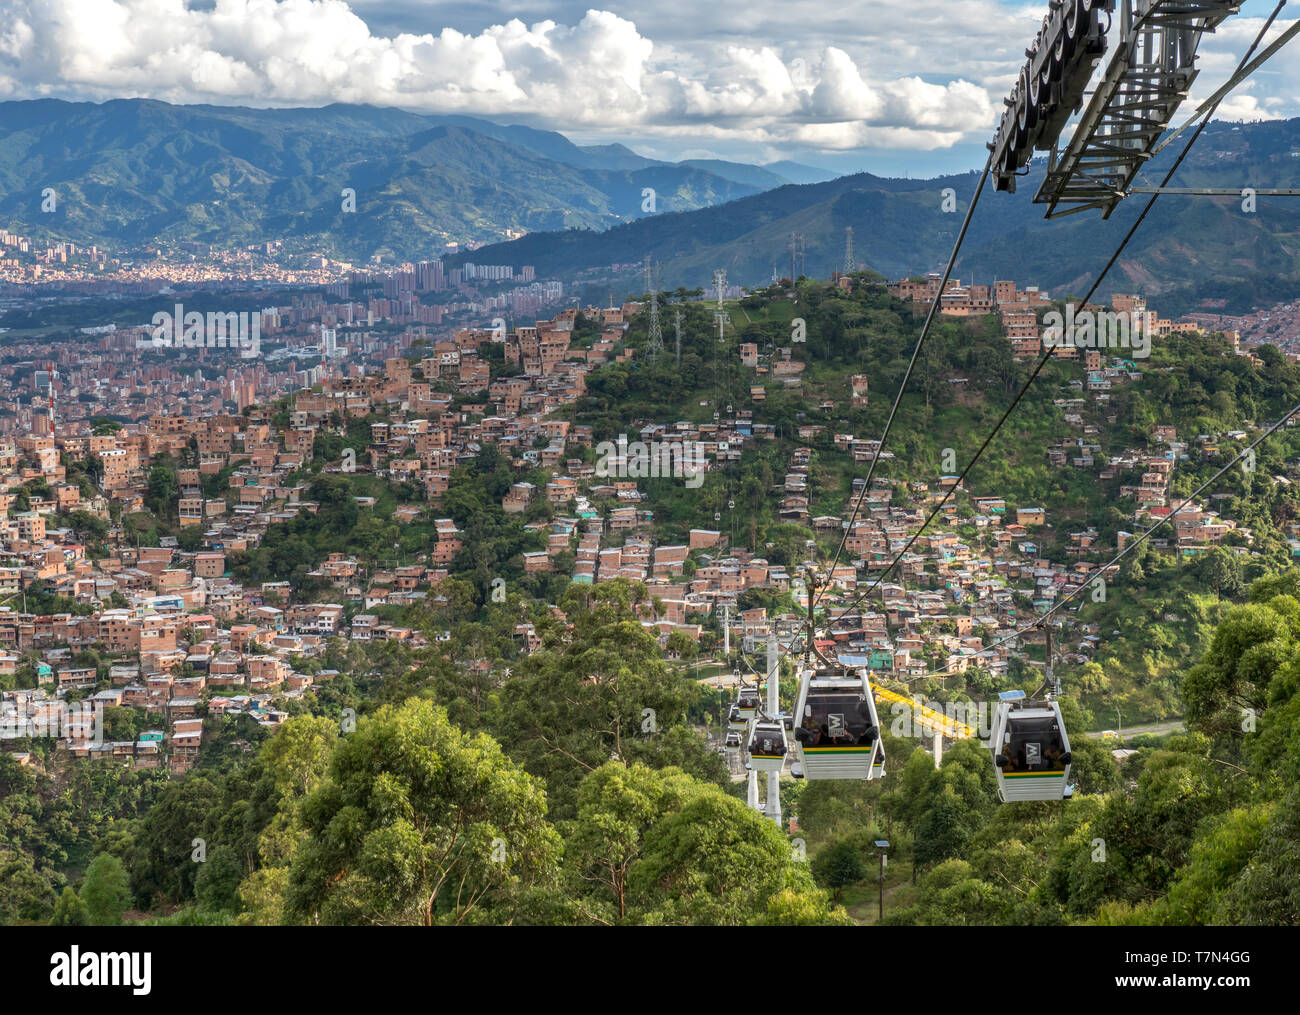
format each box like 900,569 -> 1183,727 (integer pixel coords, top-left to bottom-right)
0,0 -> 998,152
1189,15 -> 1300,123
1,0 -> 1291,166
809,51 -> 992,133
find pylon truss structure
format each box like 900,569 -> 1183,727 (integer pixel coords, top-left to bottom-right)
1035,0 -> 1242,219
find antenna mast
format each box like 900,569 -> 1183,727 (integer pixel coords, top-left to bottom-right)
787,233 -> 806,279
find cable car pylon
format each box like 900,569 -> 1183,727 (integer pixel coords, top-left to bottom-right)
740,632 -> 789,825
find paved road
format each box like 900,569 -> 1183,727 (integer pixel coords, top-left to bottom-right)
1085,720 -> 1185,740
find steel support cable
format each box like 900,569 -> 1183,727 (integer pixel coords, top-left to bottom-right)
812,154 -> 994,612
898,397 -> 1300,684
788,7 -> 1285,680
831,3 -> 1286,625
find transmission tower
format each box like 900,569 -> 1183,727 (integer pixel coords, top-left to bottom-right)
674,309 -> 682,367
787,233 -> 806,279
843,226 -> 854,274
712,269 -> 730,343
645,256 -> 663,360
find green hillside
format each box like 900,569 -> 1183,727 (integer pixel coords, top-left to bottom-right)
458,119 -> 1300,314
0,99 -> 771,258
7,280 -> 1300,927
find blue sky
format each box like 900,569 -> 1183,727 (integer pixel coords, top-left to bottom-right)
1,0 -> 1295,178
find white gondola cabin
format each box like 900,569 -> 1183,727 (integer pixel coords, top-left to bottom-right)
790,664 -> 885,780
727,703 -> 747,732
746,718 -> 788,773
990,690 -> 1072,802
724,731 -> 742,753
736,686 -> 761,720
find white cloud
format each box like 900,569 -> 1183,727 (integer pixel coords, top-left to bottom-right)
1188,15 -> 1300,123
0,0 -> 1000,152
0,0 -> 1293,166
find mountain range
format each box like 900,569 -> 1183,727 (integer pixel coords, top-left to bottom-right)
3,99 -> 1299,314
456,118 -> 1300,314
0,99 -> 834,259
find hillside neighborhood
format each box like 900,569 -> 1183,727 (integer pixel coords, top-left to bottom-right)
1,269 -> 1270,776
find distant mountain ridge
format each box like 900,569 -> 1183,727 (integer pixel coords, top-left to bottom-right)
0,99 -> 835,259
454,118 -> 1300,314
3,99 -> 1296,314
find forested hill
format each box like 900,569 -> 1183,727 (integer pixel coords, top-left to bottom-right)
454,118 -> 1300,315
9,577 -> 1300,926
0,99 -> 808,259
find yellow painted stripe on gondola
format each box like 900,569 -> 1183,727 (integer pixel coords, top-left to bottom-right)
1003,771 -> 1066,779
804,746 -> 874,754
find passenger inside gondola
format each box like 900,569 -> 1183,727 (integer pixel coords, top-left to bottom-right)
1006,717 -> 1066,771
802,692 -> 876,747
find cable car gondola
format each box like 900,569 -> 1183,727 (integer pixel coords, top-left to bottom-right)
727,703 -> 747,732
736,686 -> 761,720
791,664 -> 885,780
724,731 -> 742,754
746,717 -> 788,773
990,690 -> 1072,802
